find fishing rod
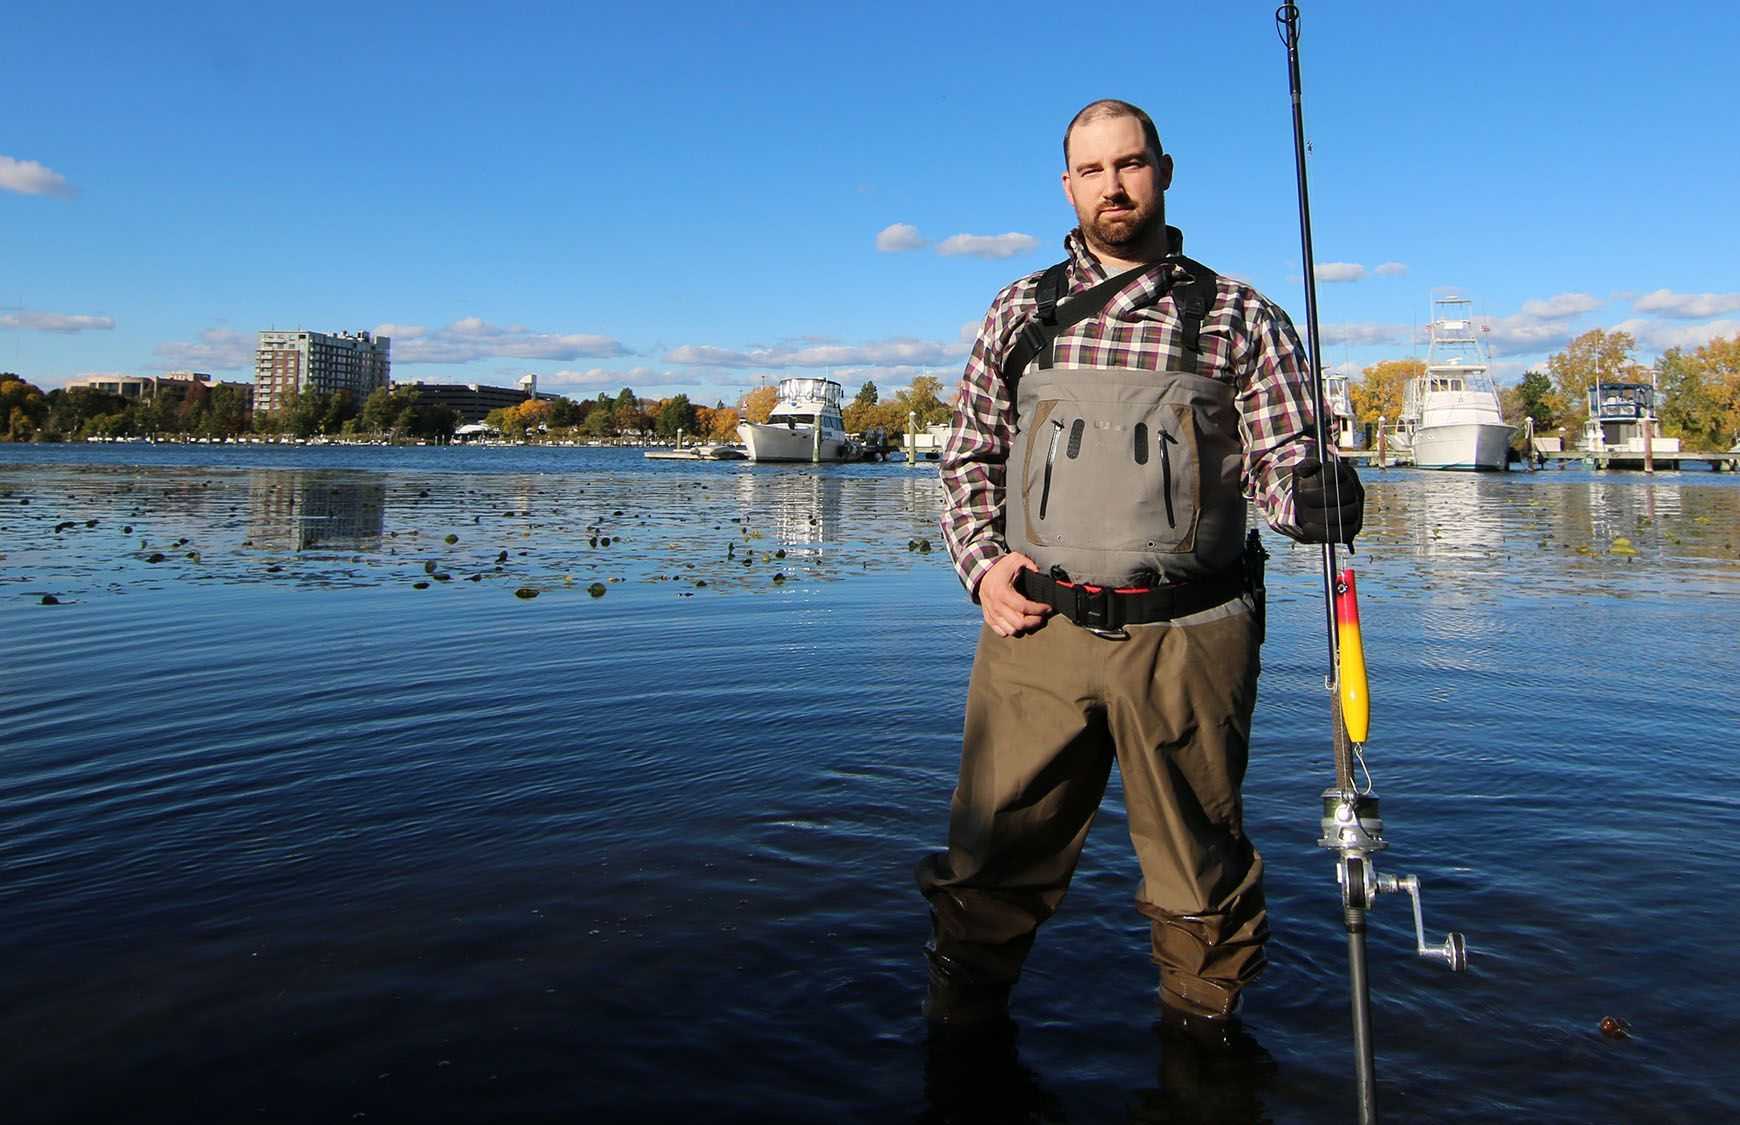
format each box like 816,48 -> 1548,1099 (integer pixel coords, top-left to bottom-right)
1274,6 -> 1468,1123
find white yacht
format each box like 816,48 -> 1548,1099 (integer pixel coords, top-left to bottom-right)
1396,295 -> 1513,470
738,378 -> 858,462
1579,381 -> 1680,462
1324,372 -> 1364,451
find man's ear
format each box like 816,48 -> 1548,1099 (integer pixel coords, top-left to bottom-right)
1157,153 -> 1174,191
1060,169 -> 1076,209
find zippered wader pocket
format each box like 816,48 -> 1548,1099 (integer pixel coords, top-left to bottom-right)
1020,398 -> 1203,555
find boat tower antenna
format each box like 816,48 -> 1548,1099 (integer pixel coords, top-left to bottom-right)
1275,7 -> 1469,1123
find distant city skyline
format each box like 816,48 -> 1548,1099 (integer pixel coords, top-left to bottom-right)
4,1 -> 1738,401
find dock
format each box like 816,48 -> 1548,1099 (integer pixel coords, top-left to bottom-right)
1340,448 -> 1737,471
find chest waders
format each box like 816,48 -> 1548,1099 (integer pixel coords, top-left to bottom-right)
1277,6 -> 1469,1122
1000,255 -> 1263,638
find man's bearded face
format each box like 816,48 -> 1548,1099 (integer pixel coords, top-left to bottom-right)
1062,115 -> 1170,258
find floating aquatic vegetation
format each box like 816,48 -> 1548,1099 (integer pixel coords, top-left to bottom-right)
588,582 -> 607,597
514,587 -> 539,599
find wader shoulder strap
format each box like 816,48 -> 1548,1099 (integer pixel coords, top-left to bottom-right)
999,255 -> 1223,389
999,262 -> 1146,390
1167,255 -> 1220,376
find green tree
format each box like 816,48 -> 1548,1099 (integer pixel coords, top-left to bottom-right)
1,377 -> 48,441
579,407 -> 614,439
204,383 -> 251,437
546,396 -> 580,428
321,389 -> 357,435
360,387 -> 396,434
1512,370 -> 1561,430
853,381 -> 879,407
654,394 -> 696,438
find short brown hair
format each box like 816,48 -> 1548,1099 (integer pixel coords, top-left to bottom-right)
1063,99 -> 1163,165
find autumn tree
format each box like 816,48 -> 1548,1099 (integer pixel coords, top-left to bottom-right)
741,384 -> 779,423
1657,335 -> 1740,450
842,400 -> 877,435
892,374 -> 952,427
1347,359 -> 1418,427
1546,329 -> 1648,429
705,406 -> 741,441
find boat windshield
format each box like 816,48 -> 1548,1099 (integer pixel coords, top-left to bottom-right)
772,413 -> 816,426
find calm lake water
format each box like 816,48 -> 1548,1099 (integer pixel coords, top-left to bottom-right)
4,444 -> 1738,1124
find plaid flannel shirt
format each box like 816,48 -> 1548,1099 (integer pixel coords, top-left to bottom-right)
940,227 -> 1322,597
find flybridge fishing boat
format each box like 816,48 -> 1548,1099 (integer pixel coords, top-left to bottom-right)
1395,295 -> 1514,471
738,377 -> 858,462
1579,381 -> 1680,463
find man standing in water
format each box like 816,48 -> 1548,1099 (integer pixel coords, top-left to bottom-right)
918,99 -> 1363,1037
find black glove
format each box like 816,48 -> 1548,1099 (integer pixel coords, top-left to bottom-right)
1292,457 -> 1364,544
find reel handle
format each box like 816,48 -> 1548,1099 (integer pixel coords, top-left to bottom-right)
1376,873 -> 1468,972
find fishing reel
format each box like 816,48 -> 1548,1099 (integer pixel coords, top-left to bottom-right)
1319,787 -> 1467,972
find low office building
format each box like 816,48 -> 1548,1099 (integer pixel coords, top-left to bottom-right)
395,375 -> 544,424
254,329 -> 390,414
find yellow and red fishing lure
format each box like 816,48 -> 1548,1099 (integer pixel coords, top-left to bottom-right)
1335,568 -> 1369,744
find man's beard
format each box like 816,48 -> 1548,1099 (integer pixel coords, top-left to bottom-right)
1082,194 -> 1164,250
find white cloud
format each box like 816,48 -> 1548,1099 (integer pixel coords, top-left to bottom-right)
664,336 -> 968,369
539,366 -> 722,390
1479,292 -> 1603,356
1316,262 -> 1365,283
0,155 -> 75,198
1485,315 -> 1579,356
0,311 -> 114,333
1519,292 -> 1601,319
1319,322 -> 1410,347
936,232 -> 1039,259
1373,261 -> 1408,278
153,328 -> 255,371
1611,317 -> 1740,352
373,322 -> 427,340
876,223 -> 927,252
394,318 -> 629,364
1630,289 -> 1740,319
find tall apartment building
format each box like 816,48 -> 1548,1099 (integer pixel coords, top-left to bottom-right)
253,329 -> 391,414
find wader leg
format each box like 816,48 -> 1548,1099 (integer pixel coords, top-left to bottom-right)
1102,603 -> 1269,1019
916,622 -> 1115,1008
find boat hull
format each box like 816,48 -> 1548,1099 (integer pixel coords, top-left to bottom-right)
738,422 -> 855,462
1410,422 -> 1513,471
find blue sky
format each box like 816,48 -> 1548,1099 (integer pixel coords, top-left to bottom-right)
5,1 -> 1738,403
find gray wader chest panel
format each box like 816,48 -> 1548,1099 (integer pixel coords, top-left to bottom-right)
1006,365 -> 1246,587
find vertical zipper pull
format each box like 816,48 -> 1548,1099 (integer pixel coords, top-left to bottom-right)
1159,429 -> 1179,528
1039,419 -> 1064,520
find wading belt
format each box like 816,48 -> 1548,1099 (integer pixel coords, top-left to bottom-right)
1018,565 -> 1246,632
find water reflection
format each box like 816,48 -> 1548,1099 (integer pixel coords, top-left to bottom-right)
1128,1025 -> 1278,1125
246,471 -> 386,552
919,1021 -> 1067,1124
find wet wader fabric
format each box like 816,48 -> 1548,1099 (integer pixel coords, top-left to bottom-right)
916,606 -> 1269,1019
